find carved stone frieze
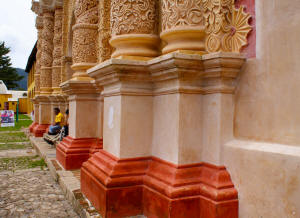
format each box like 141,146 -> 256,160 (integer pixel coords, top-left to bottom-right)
110,0 -> 157,36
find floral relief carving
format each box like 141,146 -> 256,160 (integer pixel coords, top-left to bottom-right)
203,0 -> 251,53
72,28 -> 98,64
110,0 -> 157,36
35,17 -> 43,93
41,12 -> 54,68
40,11 -> 54,90
98,0 -> 113,62
161,0 -> 203,31
72,0 -> 98,65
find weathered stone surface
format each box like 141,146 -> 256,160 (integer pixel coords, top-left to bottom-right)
0,168 -> 79,218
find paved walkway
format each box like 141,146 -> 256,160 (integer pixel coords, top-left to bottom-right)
0,130 -> 80,218
0,168 -> 79,218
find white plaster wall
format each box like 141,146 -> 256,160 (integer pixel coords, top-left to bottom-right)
224,0 -> 300,217
235,0 -> 300,145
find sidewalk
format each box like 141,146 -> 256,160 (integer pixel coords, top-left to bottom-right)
29,136 -> 101,218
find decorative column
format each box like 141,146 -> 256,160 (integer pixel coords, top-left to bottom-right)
110,0 -> 159,59
81,2 -> 252,218
40,10 -> 54,95
56,0 -> 102,170
71,0 -> 99,79
98,0 -> 112,62
160,0 -> 206,54
30,13 -> 43,134
52,6 -> 63,94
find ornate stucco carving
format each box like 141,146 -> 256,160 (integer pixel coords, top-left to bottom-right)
109,0 -> 159,58
203,0 -> 252,53
52,7 -> 63,93
34,15 -> 43,95
71,0 -> 99,77
40,11 -> 54,94
223,6 -> 252,52
160,0 -> 206,54
110,0 -> 157,36
161,0 -> 203,31
98,0 -> 113,62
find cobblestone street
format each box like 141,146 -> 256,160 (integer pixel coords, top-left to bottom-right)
0,168 -> 79,218
0,120 -> 79,218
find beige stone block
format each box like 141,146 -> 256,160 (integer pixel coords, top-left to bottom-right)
39,102 -> 51,125
103,95 -> 153,159
202,93 -> 234,165
224,140 -> 300,218
69,94 -> 101,139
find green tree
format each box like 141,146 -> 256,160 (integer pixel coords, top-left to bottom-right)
0,41 -> 23,89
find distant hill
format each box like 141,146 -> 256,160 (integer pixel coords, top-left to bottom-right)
14,68 -> 27,91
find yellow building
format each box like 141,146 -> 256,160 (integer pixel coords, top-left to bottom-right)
0,80 -> 28,113
25,42 -> 36,115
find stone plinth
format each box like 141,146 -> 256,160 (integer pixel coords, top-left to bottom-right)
32,95 -> 51,137
56,80 -> 103,170
83,53 -> 244,218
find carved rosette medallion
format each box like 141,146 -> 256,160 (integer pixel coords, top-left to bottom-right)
222,6 -> 252,52
71,0 -> 99,78
40,11 -> 54,95
52,7 -> 63,94
98,0 -> 113,62
109,0 -> 159,58
203,0 -> 252,53
160,0 -> 206,54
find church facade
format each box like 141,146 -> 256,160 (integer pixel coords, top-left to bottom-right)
29,0 -> 300,217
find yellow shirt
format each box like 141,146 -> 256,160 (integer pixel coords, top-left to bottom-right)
55,112 -> 63,126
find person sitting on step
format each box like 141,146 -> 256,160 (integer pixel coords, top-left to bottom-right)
48,108 -> 63,135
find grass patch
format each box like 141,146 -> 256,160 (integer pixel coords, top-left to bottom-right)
16,114 -> 32,120
0,119 -> 32,131
0,132 -> 29,143
0,155 -> 47,171
0,142 -> 32,150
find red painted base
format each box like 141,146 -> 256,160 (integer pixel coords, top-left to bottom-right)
81,151 -> 238,218
32,124 -> 49,137
56,136 -> 103,170
29,122 -> 38,133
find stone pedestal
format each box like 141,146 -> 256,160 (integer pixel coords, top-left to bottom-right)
82,52 -> 244,218
56,80 -> 103,170
29,99 -> 40,133
33,96 -> 50,137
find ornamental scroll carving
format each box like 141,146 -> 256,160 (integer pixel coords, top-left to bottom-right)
72,0 -> 98,66
53,8 -> 63,67
41,12 -> 54,67
110,0 -> 157,36
98,0 -> 113,62
40,11 -> 54,90
161,0 -> 204,31
52,8 -> 63,90
203,0 -> 252,53
35,17 -> 43,94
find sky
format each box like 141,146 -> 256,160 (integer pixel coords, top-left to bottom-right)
0,0 -> 37,69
